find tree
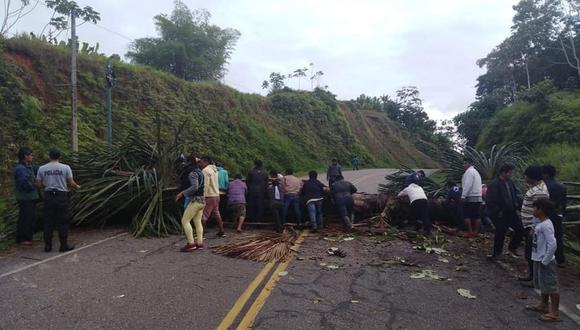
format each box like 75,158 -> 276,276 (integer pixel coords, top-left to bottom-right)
395,86 -> 436,133
126,1 -> 240,81
310,70 -> 324,89
556,0 -> 580,78
291,67 -> 308,90
1,0 -> 40,37
262,72 -> 286,93
41,0 -> 100,41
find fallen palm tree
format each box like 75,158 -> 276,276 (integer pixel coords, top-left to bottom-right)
71,124 -> 187,237
354,196 -> 396,231
212,228 -> 300,262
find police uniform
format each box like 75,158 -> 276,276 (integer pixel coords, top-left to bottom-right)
37,161 -> 74,252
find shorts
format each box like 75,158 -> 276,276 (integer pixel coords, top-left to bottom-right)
202,196 -> 222,222
533,261 -> 559,294
229,203 -> 246,219
462,202 -> 482,220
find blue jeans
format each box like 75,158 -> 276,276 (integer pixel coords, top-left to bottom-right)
307,200 -> 323,230
335,196 -> 354,228
283,194 -> 301,224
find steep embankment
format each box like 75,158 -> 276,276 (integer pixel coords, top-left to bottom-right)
477,90 -> 580,181
0,37 -> 436,181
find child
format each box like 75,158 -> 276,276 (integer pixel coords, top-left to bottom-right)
525,198 -> 560,322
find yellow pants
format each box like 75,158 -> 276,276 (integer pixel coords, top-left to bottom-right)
181,201 -> 204,244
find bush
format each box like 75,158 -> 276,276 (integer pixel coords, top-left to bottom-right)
532,143 -> 580,182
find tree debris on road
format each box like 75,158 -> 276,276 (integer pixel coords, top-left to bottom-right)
212,228 -> 300,262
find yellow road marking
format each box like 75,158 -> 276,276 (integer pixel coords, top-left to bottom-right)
216,261 -> 276,330
351,172 -> 379,186
235,230 -> 310,330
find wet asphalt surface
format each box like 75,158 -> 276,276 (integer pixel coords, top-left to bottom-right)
1,169 -> 578,329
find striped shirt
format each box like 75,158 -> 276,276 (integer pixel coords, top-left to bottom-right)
521,180 -> 550,228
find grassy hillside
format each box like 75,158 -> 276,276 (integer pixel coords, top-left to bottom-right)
0,36 -> 436,190
477,90 -> 580,181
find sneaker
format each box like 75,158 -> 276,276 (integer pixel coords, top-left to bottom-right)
195,243 -> 204,250
507,249 -> 520,258
216,232 -> 226,238
180,243 -> 197,252
59,245 -> 75,253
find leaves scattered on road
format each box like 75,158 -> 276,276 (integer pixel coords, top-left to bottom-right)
457,289 -> 476,299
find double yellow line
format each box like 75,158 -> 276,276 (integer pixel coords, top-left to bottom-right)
217,230 -> 309,330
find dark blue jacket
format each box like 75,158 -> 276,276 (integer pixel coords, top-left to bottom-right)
545,179 -> 567,215
301,179 -> 325,200
14,163 -> 39,201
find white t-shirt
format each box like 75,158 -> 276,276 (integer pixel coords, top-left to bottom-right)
531,219 -> 557,265
398,183 -> 427,204
461,166 -> 483,201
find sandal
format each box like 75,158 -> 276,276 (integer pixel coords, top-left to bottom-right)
539,313 -> 561,322
525,305 -> 549,313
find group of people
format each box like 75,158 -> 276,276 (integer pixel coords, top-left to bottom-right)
14,147 -> 80,253
174,157 -> 359,251
397,158 -> 566,322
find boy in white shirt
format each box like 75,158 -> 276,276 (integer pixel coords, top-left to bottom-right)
398,182 -> 430,236
525,198 -> 560,323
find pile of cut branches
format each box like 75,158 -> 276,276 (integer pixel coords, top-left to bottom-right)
213,228 -> 300,262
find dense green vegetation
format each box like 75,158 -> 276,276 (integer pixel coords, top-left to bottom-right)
0,36 -> 436,189
126,1 -> 240,81
454,0 -> 580,182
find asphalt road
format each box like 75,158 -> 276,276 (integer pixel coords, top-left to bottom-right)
1,169 -> 578,329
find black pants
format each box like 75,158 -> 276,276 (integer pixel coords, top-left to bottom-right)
270,203 -> 284,232
43,191 -> 71,247
491,211 -> 523,256
247,191 -> 265,221
524,228 -> 533,277
411,199 -> 431,234
551,214 -> 565,264
16,200 -> 37,243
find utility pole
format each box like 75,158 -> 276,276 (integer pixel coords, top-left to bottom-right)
70,11 -> 78,152
105,59 -> 116,149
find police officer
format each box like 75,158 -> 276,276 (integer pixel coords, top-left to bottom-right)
36,148 -> 80,252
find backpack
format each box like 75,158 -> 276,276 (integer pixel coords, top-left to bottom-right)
179,165 -> 204,195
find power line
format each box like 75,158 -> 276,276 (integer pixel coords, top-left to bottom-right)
93,23 -> 133,42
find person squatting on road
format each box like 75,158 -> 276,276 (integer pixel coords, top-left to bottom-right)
445,181 -> 462,228
397,181 -> 431,236
485,164 -> 524,259
301,170 -> 326,232
200,156 -> 226,237
283,168 -> 303,225
519,165 -> 550,282
460,157 -> 483,238
36,148 -> 80,253
525,198 -> 561,323
542,165 -> 567,267
331,175 -> 357,230
246,160 -> 269,221
326,158 -> 342,186
175,155 -> 205,252
267,170 -> 285,232
14,147 -> 39,246
227,174 -> 248,233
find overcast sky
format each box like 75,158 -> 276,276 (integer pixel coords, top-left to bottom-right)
10,0 -> 519,121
